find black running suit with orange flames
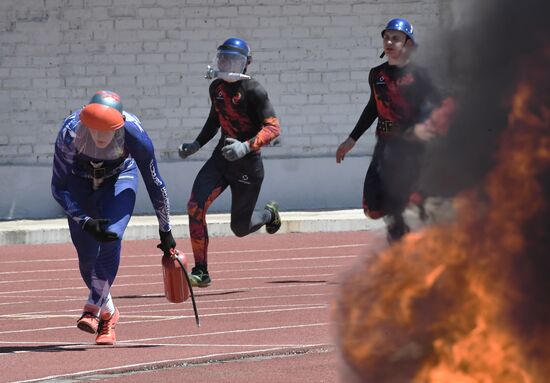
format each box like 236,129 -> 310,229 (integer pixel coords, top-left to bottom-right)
350,62 -> 441,221
188,79 -> 280,267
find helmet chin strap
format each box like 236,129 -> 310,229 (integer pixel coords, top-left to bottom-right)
205,65 -> 251,82
217,72 -> 251,82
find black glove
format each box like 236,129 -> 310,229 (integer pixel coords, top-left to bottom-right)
82,218 -> 119,242
178,141 -> 200,159
157,229 -> 176,256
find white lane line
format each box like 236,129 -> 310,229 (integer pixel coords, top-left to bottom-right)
0,283 -> 332,309
0,254 -> 360,276
0,323 -> 329,347
1,303 -> 328,320
125,302 -> 326,313
0,267 -> 76,275
158,292 -> 331,306
0,243 -> 370,264
0,263 -> 348,284
0,306 -> 328,335
0,273 -> 336,296
0,292 -> 332,317
120,322 -> 330,343
10,342 -> 332,383
1,322 -> 327,345
0,341 -> 81,346
119,342 -> 332,350
1,341 -> 329,348
0,297 -> 86,306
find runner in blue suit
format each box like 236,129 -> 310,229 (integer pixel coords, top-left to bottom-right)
51,90 -> 176,345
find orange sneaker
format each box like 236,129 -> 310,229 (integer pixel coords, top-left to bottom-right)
95,308 -> 120,345
77,312 -> 99,334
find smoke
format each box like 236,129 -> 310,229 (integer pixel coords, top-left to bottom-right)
336,0 -> 550,381
419,0 -> 550,197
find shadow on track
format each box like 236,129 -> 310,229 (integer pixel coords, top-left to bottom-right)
0,344 -> 159,354
267,280 -> 327,284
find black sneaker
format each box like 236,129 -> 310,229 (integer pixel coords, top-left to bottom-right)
386,215 -> 410,243
189,265 -> 211,288
264,201 -> 281,234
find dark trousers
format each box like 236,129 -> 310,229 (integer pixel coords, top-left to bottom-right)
363,138 -> 424,221
187,150 -> 271,266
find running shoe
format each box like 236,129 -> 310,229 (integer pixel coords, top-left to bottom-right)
264,201 -> 281,234
95,308 -> 120,345
77,312 -> 99,334
386,215 -> 410,243
76,303 -> 99,334
189,264 -> 211,288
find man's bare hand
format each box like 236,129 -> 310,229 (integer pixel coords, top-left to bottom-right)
413,122 -> 436,141
336,137 -> 356,163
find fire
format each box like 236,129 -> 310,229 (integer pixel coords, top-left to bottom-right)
336,66 -> 550,381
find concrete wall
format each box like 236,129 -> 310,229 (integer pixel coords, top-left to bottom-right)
0,156 -> 371,219
0,0 -> 453,219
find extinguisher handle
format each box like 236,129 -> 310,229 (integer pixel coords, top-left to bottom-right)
169,248 -> 178,259
173,253 -> 201,327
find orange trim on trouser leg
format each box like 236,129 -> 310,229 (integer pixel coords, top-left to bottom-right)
187,187 -> 224,266
409,191 -> 424,206
188,200 -> 207,265
363,201 -> 385,219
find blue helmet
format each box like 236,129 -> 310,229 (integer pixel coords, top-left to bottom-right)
382,18 -> 415,44
89,90 -> 123,113
218,37 -> 252,64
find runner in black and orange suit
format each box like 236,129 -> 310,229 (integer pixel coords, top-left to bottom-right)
178,38 -> 281,287
336,18 -> 455,242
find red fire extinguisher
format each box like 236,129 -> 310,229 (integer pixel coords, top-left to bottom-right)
162,249 -> 200,327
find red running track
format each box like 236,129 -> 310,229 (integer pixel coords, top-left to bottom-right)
0,231 -> 386,383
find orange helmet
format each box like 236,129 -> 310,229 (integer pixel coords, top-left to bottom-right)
79,91 -> 125,131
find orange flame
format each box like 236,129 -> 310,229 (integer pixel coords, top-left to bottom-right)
337,69 -> 550,382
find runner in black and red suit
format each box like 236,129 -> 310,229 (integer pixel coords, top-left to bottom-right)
178,38 -> 281,287
336,18 -> 455,242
